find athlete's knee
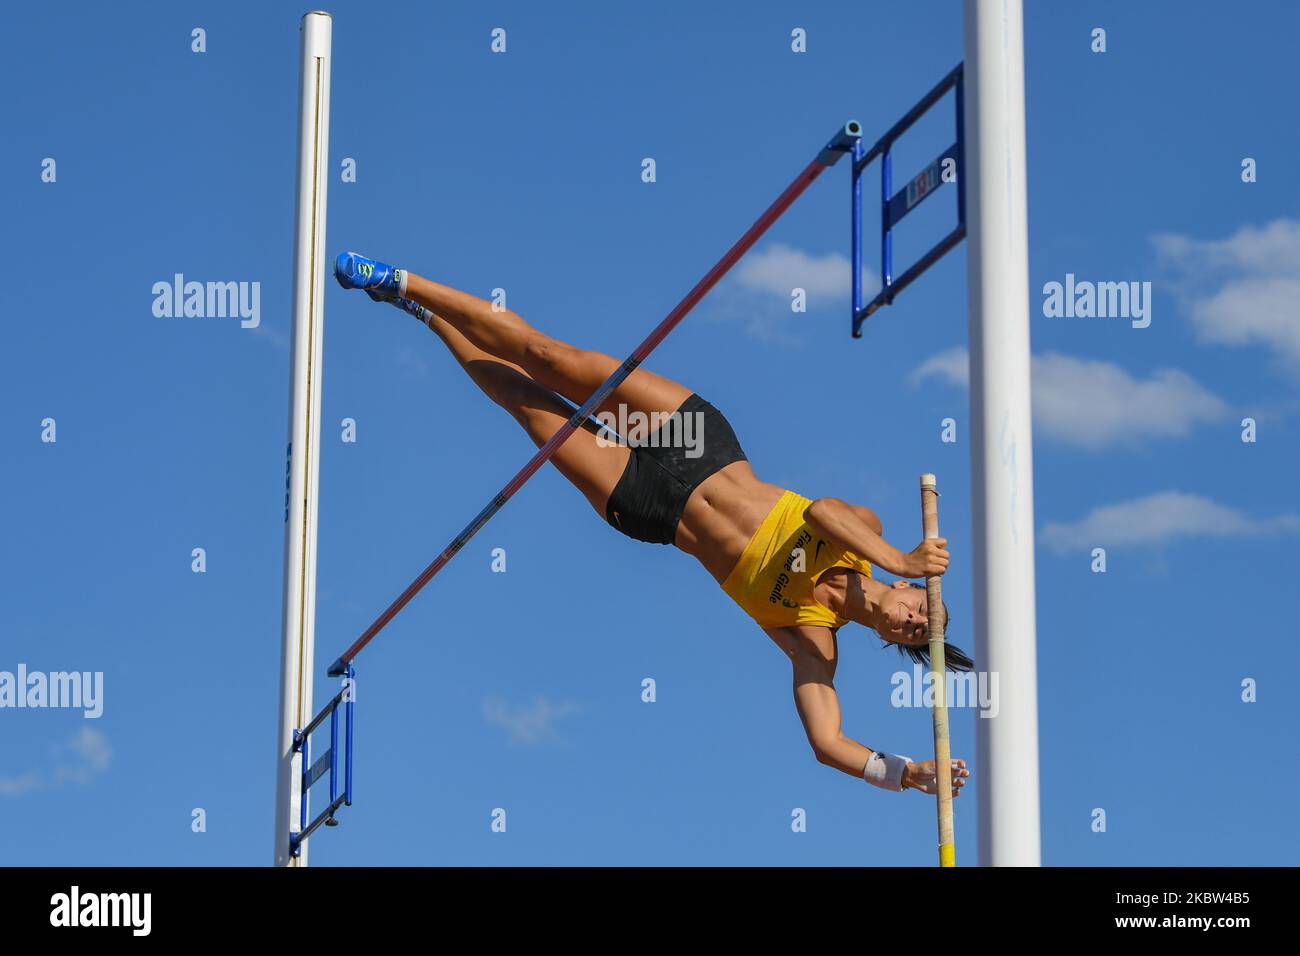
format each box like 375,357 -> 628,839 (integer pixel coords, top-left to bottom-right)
522,332 -> 580,378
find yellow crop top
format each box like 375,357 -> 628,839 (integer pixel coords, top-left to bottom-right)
720,490 -> 873,630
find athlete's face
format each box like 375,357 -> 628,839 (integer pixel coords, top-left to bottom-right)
877,581 -> 931,647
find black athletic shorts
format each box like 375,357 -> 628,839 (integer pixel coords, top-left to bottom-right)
604,394 -> 747,545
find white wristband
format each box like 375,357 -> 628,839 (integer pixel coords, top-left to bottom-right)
863,752 -> 910,792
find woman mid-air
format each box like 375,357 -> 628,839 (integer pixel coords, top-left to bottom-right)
334,252 -> 970,801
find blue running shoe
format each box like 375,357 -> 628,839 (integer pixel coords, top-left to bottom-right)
333,251 -> 405,301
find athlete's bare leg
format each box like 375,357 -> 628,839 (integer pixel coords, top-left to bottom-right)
403,273 -> 693,420
412,304 -> 629,517
333,252 -> 774,576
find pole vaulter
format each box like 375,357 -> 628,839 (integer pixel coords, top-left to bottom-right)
324,123 -> 864,678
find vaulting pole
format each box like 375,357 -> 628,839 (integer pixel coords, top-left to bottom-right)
920,474 -> 955,867
964,0 -> 1041,866
275,10 -> 332,868
326,122 -> 862,676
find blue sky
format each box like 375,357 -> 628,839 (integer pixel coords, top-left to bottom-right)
3,0 -> 1297,866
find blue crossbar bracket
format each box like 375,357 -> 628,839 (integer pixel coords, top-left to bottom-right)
288,665 -> 356,858
818,120 -> 863,167
852,63 -> 966,337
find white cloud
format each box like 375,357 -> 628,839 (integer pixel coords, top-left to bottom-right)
709,243 -> 869,344
483,696 -> 578,745
1041,490 -> 1300,554
733,242 -> 851,298
0,772 -> 42,797
249,320 -> 290,351
1153,217 -> 1300,369
1153,217 -> 1300,276
908,346 -> 968,388
908,348 -> 1229,448
1179,276 -> 1300,363
1032,352 -> 1229,449
0,727 -> 113,797
53,727 -> 112,785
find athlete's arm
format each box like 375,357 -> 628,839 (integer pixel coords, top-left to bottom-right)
804,497 -> 948,579
768,625 -> 969,795
768,625 -> 898,782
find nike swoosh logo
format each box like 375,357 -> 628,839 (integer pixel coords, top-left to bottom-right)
814,539 -> 826,561
612,511 -> 622,527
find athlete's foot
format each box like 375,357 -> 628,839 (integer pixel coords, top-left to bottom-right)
333,251 -> 407,303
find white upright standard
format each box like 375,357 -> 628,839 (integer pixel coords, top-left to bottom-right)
963,0 -> 1042,866
274,10 -> 332,869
